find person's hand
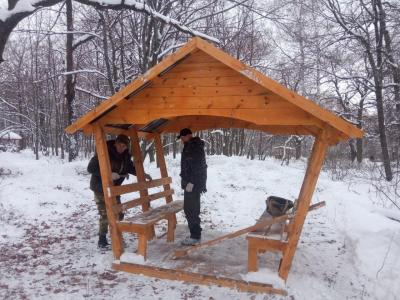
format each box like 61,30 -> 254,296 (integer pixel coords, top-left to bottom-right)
185,182 -> 194,192
145,173 -> 152,181
111,172 -> 120,180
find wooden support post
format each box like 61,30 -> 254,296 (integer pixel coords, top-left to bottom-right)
129,129 -> 150,211
154,133 -> 177,237
129,128 -> 155,240
166,215 -> 175,242
137,233 -> 148,260
93,125 -> 124,259
154,134 -> 173,204
278,131 -> 329,280
248,240 -> 258,272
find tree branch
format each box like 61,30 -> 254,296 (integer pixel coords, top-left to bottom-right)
0,0 -> 220,63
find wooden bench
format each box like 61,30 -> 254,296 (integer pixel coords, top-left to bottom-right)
109,177 -> 183,260
247,201 -> 325,272
246,211 -> 292,272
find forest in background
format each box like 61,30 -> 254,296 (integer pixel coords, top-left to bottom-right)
0,0 -> 399,207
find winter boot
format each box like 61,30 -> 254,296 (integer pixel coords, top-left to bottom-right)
98,235 -> 110,249
180,237 -> 201,246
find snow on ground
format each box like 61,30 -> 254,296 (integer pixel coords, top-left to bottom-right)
0,150 -> 399,299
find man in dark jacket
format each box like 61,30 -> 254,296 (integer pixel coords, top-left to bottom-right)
87,134 -> 151,248
178,128 -> 207,246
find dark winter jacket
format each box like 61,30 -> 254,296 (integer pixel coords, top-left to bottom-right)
87,140 -> 136,194
180,137 -> 207,193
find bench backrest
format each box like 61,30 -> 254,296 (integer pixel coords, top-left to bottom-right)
110,177 -> 174,213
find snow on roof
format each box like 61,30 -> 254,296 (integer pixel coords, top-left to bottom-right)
0,130 -> 22,140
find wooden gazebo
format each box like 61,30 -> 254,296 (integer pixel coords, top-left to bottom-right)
66,37 -> 363,294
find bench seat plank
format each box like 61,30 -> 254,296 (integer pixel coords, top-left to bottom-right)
120,200 -> 184,227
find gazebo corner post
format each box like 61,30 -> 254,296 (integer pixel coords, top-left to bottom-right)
93,125 -> 124,260
278,130 -> 330,281
129,128 -> 155,239
154,133 -> 177,241
154,133 -> 174,204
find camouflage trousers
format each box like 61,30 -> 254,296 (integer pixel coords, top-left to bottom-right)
93,192 -> 123,237
94,192 -> 109,237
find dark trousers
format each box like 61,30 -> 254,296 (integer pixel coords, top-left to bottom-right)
184,191 -> 202,239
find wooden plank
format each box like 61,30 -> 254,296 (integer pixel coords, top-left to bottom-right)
93,125 -> 124,259
173,214 -> 289,259
116,222 -> 147,233
129,85 -> 268,98
161,122 -> 319,137
102,108 -> 322,127
129,129 -> 151,212
154,134 -> 174,204
137,231 -> 149,259
65,38 -> 198,134
109,177 -> 172,197
67,37 -> 362,141
127,95 -> 287,110
103,126 -> 131,136
113,189 -> 175,213
152,115 -> 320,136
247,243 -> 258,272
164,61 -> 230,71
278,133 -> 329,280
122,200 -> 183,226
246,236 -> 288,252
112,262 -> 287,296
182,50 -> 219,63
151,76 -> 256,88
159,67 -> 239,78
166,215 -> 175,242
193,38 -> 363,139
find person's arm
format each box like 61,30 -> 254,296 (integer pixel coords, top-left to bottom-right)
127,157 -> 136,176
87,155 -> 101,176
190,145 -> 206,179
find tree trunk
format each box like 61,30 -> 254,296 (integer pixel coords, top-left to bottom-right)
65,0 -> 78,162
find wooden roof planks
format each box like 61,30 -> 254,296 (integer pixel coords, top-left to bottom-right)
65,37 -> 363,144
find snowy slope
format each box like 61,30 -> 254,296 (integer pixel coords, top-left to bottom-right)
0,150 -> 399,300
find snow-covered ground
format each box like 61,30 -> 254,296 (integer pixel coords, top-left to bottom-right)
0,150 -> 399,299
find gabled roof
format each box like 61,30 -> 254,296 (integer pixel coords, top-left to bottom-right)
65,37 -> 363,141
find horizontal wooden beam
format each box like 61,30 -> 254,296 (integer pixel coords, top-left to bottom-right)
162,66 -> 238,78
246,236 -> 288,252
130,85 -> 268,98
127,95 -> 287,110
112,262 -> 287,296
102,108 -> 322,127
113,189 -> 175,213
109,177 -> 172,197
152,75 -> 256,88
183,49 -> 220,63
156,116 -> 321,136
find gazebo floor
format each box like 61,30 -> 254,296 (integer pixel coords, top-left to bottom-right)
112,224 -> 287,295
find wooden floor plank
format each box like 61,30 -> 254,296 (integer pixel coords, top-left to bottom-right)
112,262 -> 287,296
